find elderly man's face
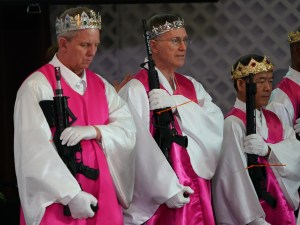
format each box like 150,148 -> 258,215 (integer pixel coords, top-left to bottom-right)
60,28 -> 100,76
151,27 -> 189,71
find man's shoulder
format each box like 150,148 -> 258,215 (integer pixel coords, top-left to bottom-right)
223,113 -> 245,134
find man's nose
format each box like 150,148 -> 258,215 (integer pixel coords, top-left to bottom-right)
88,45 -> 98,55
265,81 -> 272,91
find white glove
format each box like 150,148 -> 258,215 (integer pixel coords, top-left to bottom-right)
68,191 -> 98,219
60,126 -> 97,146
165,186 -> 194,208
148,89 -> 176,110
248,218 -> 271,225
243,134 -> 268,156
294,118 -> 300,135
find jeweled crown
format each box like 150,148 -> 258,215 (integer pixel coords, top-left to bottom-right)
148,19 -> 185,39
231,56 -> 274,80
288,30 -> 300,43
56,10 -> 101,35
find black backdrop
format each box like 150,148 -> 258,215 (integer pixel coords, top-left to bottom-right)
0,3 -> 51,223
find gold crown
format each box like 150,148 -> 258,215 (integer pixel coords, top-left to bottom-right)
231,56 -> 274,80
55,10 -> 101,35
288,30 -> 300,43
148,19 -> 185,39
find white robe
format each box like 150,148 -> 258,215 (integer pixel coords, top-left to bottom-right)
14,55 -> 136,225
118,68 -> 224,224
212,98 -> 300,225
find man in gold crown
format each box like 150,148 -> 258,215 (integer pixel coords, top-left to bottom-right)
118,13 -> 224,225
267,28 -> 300,137
212,54 -> 300,225
267,27 -> 300,225
14,6 -> 136,225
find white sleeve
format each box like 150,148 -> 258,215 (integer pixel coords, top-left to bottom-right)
118,79 -> 183,225
118,79 -> 151,128
212,116 -> 265,225
96,77 -> 137,209
14,72 -> 81,225
267,124 -> 300,209
267,88 -> 295,127
173,76 -> 224,179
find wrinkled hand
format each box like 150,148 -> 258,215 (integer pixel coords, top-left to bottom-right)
60,126 -> 96,146
165,186 -> 194,208
294,118 -> 300,135
148,89 -> 176,110
68,191 -> 98,219
243,134 -> 268,156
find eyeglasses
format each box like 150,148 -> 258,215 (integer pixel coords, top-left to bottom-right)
154,37 -> 191,47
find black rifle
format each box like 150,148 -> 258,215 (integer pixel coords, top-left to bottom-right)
142,19 -> 188,164
39,67 -> 98,215
246,73 -> 276,208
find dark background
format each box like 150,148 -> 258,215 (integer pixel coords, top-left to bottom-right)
0,3 -> 51,224
0,1 -> 217,224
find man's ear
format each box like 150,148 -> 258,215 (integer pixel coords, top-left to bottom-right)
58,37 -> 68,52
150,40 -> 158,53
236,79 -> 246,92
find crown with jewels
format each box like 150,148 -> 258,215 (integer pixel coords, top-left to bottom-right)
55,10 -> 101,35
231,56 -> 274,80
288,30 -> 300,43
148,19 -> 185,39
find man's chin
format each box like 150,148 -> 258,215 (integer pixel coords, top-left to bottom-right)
175,61 -> 185,68
82,64 -> 91,69
257,101 -> 269,108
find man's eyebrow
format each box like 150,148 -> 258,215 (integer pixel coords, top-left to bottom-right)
257,77 -> 267,80
257,76 -> 273,81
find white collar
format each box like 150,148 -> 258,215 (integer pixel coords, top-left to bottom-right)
49,55 -> 87,94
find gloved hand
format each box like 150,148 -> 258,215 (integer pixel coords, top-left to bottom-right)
165,186 -> 194,208
294,118 -> 300,135
60,126 -> 97,146
243,134 -> 268,156
248,218 -> 271,225
148,89 -> 176,110
68,191 -> 98,219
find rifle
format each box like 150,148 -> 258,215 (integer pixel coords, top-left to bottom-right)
39,67 -> 98,216
246,73 -> 276,208
142,19 -> 188,164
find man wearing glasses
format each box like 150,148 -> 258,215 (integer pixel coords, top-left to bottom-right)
119,14 -> 224,225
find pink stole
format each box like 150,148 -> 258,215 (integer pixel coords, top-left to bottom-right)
226,108 -> 295,225
135,69 -> 215,225
276,78 -> 300,124
20,64 -> 123,225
